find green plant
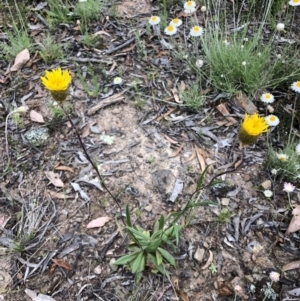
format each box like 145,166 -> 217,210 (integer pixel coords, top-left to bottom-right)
115,200 -> 213,283
76,64 -> 101,97
135,32 -> 147,60
81,32 -> 103,49
74,0 -> 104,24
209,262 -> 218,274
38,34 -> 64,63
180,80 -> 206,111
217,208 -> 235,223
114,168 -> 213,283
0,29 -> 32,60
46,0 -> 70,26
265,142 -> 300,181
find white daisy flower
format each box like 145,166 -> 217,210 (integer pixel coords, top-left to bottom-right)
170,18 -> 182,27
276,23 -> 285,31
271,169 -> 278,175
184,7 -> 196,13
260,93 -> 275,103
184,1 -> 196,9
269,272 -> 280,282
277,153 -> 289,162
149,16 -> 161,25
164,25 -> 177,35
113,77 -> 123,85
265,115 -> 280,126
242,61 -> 246,66
289,0 -> 300,6
223,39 -> 230,46
296,143 -> 300,155
195,59 -> 204,68
263,190 -> 273,198
283,182 -> 295,193
267,105 -> 274,113
190,26 -> 204,37
291,81 -> 300,93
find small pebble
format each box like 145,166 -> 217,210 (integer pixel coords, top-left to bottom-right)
144,204 -> 153,212
261,180 -> 271,190
221,198 -> 230,206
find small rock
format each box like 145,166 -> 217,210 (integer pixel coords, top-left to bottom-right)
194,247 -> 205,262
221,198 -> 230,206
94,265 -> 102,274
261,180 -> 271,190
109,258 -> 118,272
144,204 -> 153,212
24,127 -> 50,146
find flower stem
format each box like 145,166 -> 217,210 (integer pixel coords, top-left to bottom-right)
288,94 -> 298,145
60,104 -> 125,224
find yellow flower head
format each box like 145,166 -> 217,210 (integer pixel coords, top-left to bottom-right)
238,113 -> 269,145
40,68 -> 72,102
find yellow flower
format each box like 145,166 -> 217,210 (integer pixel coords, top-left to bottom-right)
238,113 -> 269,145
40,68 -> 72,102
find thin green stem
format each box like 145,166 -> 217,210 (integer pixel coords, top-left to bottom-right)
60,103 -> 125,225
288,94 -> 298,145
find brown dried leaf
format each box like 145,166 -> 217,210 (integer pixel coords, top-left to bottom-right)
30,110 -> 45,123
10,49 -> 30,71
216,103 -> 238,125
282,260 -> 300,272
195,147 -> 206,171
54,165 -> 74,173
87,216 -> 112,229
286,205 -> 300,235
171,88 -> 183,103
202,250 -> 213,270
164,134 -> 178,144
46,190 -> 73,199
52,258 -> 72,270
81,124 -> 90,138
169,143 -> 185,158
44,171 -> 64,187
186,148 -> 196,163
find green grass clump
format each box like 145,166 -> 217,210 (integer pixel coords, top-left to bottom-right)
0,30 -> 32,60
38,34 -> 64,63
265,142 -> 300,181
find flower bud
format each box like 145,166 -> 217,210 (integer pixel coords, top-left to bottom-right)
276,23 -> 285,31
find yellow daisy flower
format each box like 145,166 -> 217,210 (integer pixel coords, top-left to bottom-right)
40,68 -> 72,102
238,113 -> 269,145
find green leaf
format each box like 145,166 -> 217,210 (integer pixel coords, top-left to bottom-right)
158,247 -> 176,267
196,164 -> 211,190
148,253 -> 166,275
156,250 -> 163,266
126,227 -> 149,241
131,251 -> 145,274
126,205 -> 132,227
145,238 -> 163,253
114,251 -> 140,266
158,215 -> 165,230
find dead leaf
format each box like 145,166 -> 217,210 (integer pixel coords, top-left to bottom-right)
195,147 -> 206,171
282,260 -> 300,272
169,143 -> 185,158
81,124 -> 90,138
286,205 -> 300,235
54,165 -> 74,173
171,88 -> 183,103
202,250 -> 213,269
30,110 -> 45,123
176,289 -> 189,301
186,148 -> 196,162
10,49 -> 30,72
164,134 -> 178,144
52,258 -> 72,270
232,92 -> 257,114
87,216 -> 112,229
93,30 -> 111,37
44,171 -> 64,188
46,190 -> 73,199
216,103 -> 238,125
